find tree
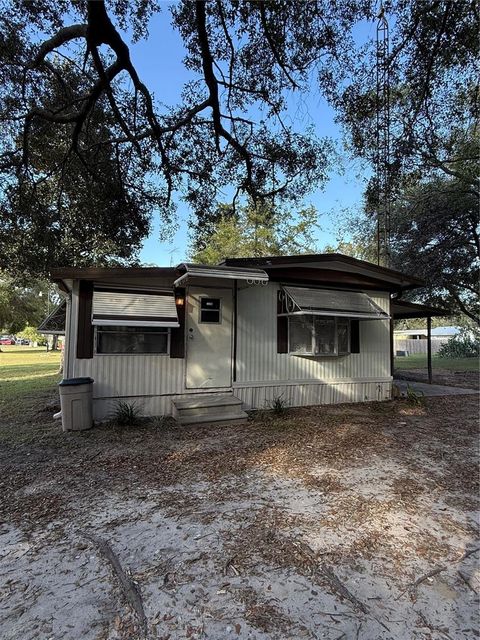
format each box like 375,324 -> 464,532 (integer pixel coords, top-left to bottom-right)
0,274 -> 53,333
389,175 -> 479,325
330,171 -> 480,325
1,1 -> 476,277
335,2 -> 479,194
190,201 -> 319,265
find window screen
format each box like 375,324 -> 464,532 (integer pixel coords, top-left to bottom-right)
96,326 -> 169,354
337,319 -> 350,354
288,316 -> 351,356
314,317 -> 336,355
289,316 -> 313,354
200,298 -> 221,323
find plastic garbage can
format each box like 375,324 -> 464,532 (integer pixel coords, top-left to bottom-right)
58,377 -> 94,431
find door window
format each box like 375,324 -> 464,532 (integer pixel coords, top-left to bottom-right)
200,297 -> 221,323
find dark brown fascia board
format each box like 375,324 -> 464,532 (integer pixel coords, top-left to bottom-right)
221,253 -> 424,288
392,300 -> 450,319
50,266 -> 178,282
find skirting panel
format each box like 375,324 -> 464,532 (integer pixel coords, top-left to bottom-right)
92,381 -> 392,420
235,381 -> 392,410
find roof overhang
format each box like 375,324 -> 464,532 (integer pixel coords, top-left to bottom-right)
174,263 -> 269,287
392,300 -> 450,319
221,254 -> 423,292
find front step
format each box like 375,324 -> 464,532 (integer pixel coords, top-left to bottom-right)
172,394 -> 248,426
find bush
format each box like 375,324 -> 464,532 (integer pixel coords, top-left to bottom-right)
111,400 -> 142,426
437,335 -> 479,359
266,394 -> 289,415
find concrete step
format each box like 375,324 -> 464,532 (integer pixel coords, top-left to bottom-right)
172,394 -> 247,426
176,412 -> 248,426
173,394 -> 241,410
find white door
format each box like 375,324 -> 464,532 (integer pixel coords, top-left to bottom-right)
186,286 -> 233,389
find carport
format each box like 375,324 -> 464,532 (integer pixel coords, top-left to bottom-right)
391,300 -> 449,384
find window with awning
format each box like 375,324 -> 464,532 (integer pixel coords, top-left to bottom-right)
279,286 -> 389,320
92,288 -> 179,327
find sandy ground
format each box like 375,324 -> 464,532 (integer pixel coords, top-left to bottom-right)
0,393 -> 479,640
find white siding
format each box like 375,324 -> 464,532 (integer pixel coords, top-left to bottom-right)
235,283 -> 391,383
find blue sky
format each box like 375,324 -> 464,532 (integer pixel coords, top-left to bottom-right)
128,9 -> 374,266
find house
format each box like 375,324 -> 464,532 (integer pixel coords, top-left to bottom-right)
50,254 -> 444,424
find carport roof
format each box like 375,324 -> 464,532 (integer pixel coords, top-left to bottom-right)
392,300 -> 449,319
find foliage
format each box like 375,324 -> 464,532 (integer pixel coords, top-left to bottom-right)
405,384 -> 425,406
331,165 -> 479,325
111,400 -> 142,426
0,1 -> 476,276
17,325 -> 46,345
190,200 -> 319,264
336,3 -> 478,193
266,394 -> 289,416
0,274 -> 55,333
437,336 -> 479,359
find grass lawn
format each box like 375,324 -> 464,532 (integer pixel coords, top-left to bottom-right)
0,345 -> 62,416
394,353 -> 479,371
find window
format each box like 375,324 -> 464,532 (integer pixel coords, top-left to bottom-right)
288,316 -> 350,356
96,326 -> 169,354
200,297 -> 221,323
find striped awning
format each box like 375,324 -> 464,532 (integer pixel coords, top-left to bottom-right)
92,288 -> 179,327
280,286 -> 389,319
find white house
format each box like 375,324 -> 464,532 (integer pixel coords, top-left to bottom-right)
50,253 -> 441,424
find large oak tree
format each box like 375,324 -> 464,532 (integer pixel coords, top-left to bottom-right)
0,1 -> 477,278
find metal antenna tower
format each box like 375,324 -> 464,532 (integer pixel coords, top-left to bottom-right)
376,4 -> 391,266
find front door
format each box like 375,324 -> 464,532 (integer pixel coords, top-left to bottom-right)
186,286 -> 233,389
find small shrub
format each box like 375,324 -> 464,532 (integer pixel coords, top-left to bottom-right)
111,400 -> 142,426
437,335 -> 479,359
405,384 -> 425,406
266,393 -> 289,415
150,415 -> 176,429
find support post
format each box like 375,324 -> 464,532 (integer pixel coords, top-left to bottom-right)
427,316 -> 432,384
390,317 -> 395,377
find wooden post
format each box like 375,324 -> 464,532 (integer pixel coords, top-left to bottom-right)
427,315 -> 432,384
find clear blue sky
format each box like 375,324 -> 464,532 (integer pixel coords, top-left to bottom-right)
128,9 -> 374,266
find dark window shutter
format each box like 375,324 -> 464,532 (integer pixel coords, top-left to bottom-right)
170,289 -> 186,358
277,291 -> 288,353
350,319 -> 360,353
76,280 -> 94,359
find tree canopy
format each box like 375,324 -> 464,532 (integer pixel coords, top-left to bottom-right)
0,1 -> 477,278
0,275 -> 55,333
190,201 -> 319,264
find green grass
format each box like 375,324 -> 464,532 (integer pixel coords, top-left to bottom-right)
394,353 -> 479,371
0,346 -> 62,414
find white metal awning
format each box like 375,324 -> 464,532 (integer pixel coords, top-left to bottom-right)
174,263 -> 269,286
92,288 -> 179,327
280,286 -> 390,319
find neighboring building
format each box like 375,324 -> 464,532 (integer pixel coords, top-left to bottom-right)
393,326 -> 460,355
49,254 -> 442,423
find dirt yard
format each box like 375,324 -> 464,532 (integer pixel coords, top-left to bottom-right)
1,390 -> 479,640
395,368 -> 479,390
